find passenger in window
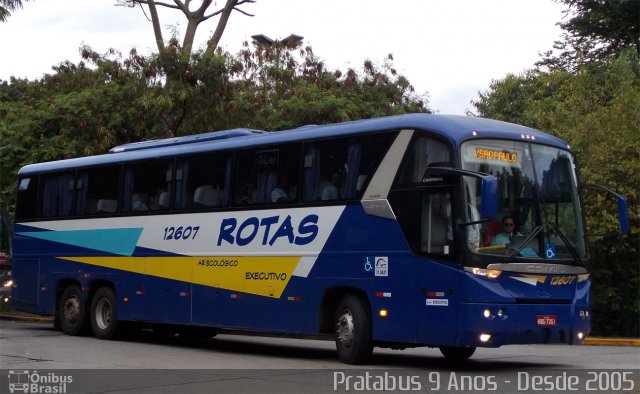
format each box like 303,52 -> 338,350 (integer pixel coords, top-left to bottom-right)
272,174 -> 296,203
133,192 -> 151,211
321,172 -> 342,200
491,215 -> 519,246
235,183 -> 254,205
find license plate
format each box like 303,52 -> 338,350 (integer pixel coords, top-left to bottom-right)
536,315 -> 557,326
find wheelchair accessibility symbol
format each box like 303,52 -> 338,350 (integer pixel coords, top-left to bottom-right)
545,242 -> 556,259
364,257 -> 373,272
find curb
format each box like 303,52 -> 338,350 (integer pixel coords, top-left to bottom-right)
0,312 -> 54,323
583,337 -> 640,347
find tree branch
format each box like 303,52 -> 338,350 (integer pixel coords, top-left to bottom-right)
203,0 -> 254,20
129,0 -> 255,62
202,8 -> 224,20
203,0 -> 238,56
171,0 -> 189,14
232,6 -> 254,17
194,0 -> 214,18
130,0 -> 181,10
136,2 -> 152,22
181,0 -> 214,53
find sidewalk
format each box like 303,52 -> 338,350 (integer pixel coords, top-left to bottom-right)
1,310 -> 638,346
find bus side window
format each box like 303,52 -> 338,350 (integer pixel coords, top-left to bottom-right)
303,139 -> 352,202
303,133 -> 394,202
235,144 -> 300,206
397,137 -> 452,185
123,159 -> 173,212
176,153 -> 231,210
421,192 -> 453,255
15,177 -> 38,220
76,165 -> 121,215
40,172 -> 75,218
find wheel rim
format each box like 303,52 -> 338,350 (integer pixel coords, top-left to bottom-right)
336,308 -> 355,349
63,295 -> 80,324
94,297 -> 112,330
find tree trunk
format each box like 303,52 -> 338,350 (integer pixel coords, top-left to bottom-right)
182,18 -> 199,56
147,0 -> 165,53
204,0 -> 237,57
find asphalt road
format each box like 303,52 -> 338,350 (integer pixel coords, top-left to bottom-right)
1,320 -> 639,393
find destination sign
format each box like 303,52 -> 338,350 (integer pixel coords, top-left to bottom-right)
474,147 -> 518,163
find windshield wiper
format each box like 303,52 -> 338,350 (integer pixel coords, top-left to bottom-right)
504,225 -> 542,261
554,228 -> 581,263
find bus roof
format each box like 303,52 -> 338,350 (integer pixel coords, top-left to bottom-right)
18,114 -> 570,176
108,128 -> 263,153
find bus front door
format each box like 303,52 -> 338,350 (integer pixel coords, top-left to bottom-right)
415,187 -> 460,345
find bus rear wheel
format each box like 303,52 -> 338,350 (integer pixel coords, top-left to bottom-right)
90,287 -> 120,340
334,295 -> 373,364
59,285 -> 88,335
439,346 -> 476,361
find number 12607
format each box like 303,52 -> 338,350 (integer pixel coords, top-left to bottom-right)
163,226 -> 200,240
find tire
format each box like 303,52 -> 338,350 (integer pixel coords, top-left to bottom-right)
334,295 -> 373,364
439,346 -> 476,361
90,287 -> 120,340
58,285 -> 88,335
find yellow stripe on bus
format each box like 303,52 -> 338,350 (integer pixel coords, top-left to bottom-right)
58,256 -> 300,298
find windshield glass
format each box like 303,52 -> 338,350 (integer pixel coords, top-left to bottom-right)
461,139 -> 586,262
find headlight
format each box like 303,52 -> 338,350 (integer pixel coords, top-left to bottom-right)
2,279 -> 12,288
465,267 -> 502,279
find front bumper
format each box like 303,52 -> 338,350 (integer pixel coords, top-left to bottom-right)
453,302 -> 591,347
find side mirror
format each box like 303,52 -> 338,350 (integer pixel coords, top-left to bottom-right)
584,184 -> 629,235
480,176 -> 498,219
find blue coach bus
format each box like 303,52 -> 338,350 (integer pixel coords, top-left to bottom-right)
11,114 -> 628,364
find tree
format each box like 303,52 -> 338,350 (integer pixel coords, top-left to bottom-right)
119,0 -> 255,59
473,52 -> 640,337
538,0 -> 640,71
219,41 -> 429,131
0,0 -> 29,22
116,1 -> 255,135
474,0 -> 640,338
0,42 -> 429,214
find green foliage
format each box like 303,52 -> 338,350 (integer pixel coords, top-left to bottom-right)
473,51 -> 640,336
539,0 -> 640,71
0,0 -> 29,22
219,43 -> 428,131
0,42 -> 428,215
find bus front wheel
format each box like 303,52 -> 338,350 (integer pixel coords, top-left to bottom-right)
439,346 -> 476,361
90,287 -> 120,340
59,285 -> 88,336
334,295 -> 373,364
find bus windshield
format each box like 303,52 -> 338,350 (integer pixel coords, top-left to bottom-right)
461,139 -> 587,262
